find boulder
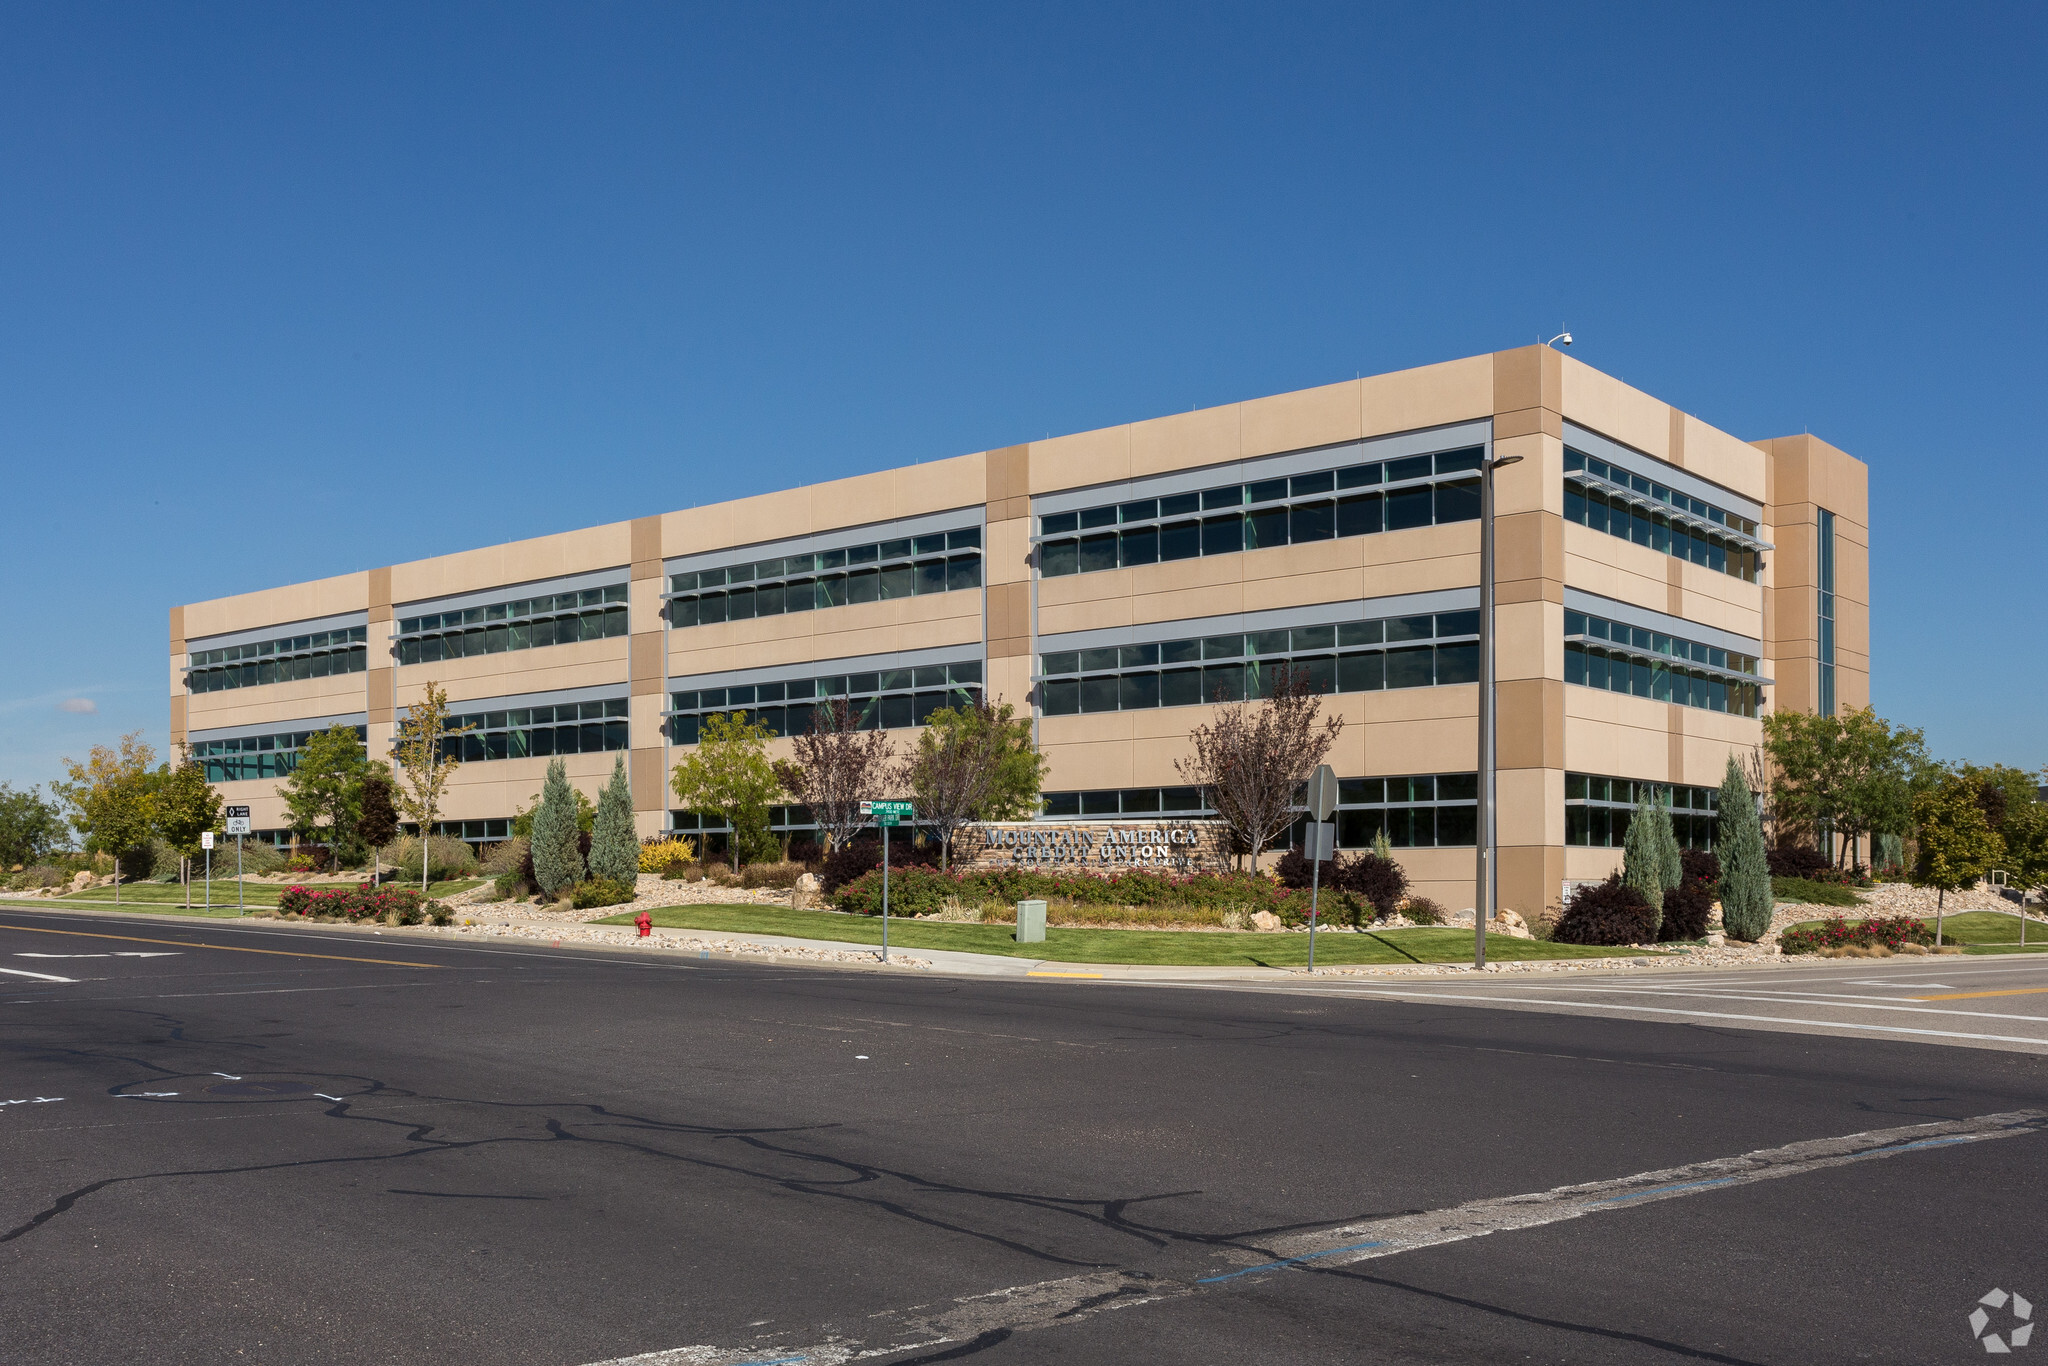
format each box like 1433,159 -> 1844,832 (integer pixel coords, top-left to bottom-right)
1250,910 -> 1283,933
796,872 -> 821,893
71,871 -> 94,891
1705,933 -> 1726,948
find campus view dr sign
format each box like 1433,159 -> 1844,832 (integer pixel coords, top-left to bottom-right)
956,820 -> 1232,873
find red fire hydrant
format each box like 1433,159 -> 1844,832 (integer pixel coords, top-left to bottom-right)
635,909 -> 653,939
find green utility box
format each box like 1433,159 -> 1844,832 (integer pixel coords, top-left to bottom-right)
1015,899 -> 1047,943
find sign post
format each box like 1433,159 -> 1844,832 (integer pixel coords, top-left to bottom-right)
1304,765 -> 1339,971
201,831 -> 214,910
225,808 -> 251,913
862,801 -> 914,962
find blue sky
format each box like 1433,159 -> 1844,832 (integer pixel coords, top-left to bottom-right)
2,2 -> 2043,791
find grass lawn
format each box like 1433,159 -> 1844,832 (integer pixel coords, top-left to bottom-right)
599,904 -> 1655,967
1772,877 -> 1865,907
8,877 -> 488,914
1782,910 -> 2048,954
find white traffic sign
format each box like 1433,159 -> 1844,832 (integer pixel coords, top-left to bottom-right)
1306,765 -> 1339,821
225,816 -> 252,835
200,832 -> 215,850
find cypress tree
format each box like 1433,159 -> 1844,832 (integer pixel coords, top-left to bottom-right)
1622,795 -> 1665,938
531,759 -> 586,898
1653,797 -> 1683,894
1717,755 -> 1773,941
588,756 -> 639,885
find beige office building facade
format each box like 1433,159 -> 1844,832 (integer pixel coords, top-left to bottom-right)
170,346 -> 1869,916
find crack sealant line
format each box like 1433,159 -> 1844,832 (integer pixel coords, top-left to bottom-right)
576,1108 -> 2048,1366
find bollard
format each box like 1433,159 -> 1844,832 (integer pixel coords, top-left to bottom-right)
1015,899 -> 1047,944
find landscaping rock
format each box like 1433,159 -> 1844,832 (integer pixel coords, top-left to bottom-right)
1250,910 -> 1283,933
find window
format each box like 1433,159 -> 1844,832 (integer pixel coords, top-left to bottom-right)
667,659 -> 983,744
396,585 -> 628,665
1818,507 -> 1837,717
1563,449 -> 1765,583
1040,773 -> 1479,848
667,527 -> 982,627
1037,611 -> 1480,715
1563,610 -> 1765,718
1036,447 -> 1483,579
187,627 -> 370,693
423,819 -> 513,845
438,699 -> 629,763
191,726 -> 369,783
1565,773 -> 1720,849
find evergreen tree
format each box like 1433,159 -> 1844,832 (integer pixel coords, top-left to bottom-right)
588,756 -> 639,884
1621,794 -> 1665,937
1652,797 -> 1683,895
530,759 -> 586,897
1716,755 -> 1774,941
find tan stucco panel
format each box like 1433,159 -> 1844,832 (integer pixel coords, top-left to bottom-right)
629,747 -> 668,812
1362,353 -> 1494,438
1239,378 -> 1362,459
985,517 -> 1032,586
183,570 -> 372,642
389,524 -> 630,607
1129,404 -> 1239,479
1027,423 -> 1131,496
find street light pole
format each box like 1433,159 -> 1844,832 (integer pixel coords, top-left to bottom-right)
1476,450 -> 1524,970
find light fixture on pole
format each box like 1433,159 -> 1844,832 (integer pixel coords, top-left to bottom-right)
1475,449 -> 1525,970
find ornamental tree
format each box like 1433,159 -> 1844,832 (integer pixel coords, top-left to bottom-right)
0,783 -> 68,866
150,760 -> 222,909
392,682 -> 471,892
1763,706 -> 1930,866
774,697 -> 897,855
670,710 -> 782,870
1621,794 -> 1666,936
897,696 -> 1044,870
1175,664 -> 1343,869
1715,756 -> 1773,942
1913,771 -> 2004,939
531,759 -> 588,898
276,724 -> 376,863
588,756 -> 640,885
358,773 -> 400,887
53,731 -> 162,889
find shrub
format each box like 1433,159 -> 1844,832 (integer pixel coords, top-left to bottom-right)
531,760 -> 587,897
1551,875 -> 1656,945
1779,915 -> 1934,955
1772,876 -> 1864,907
819,837 -> 941,894
1658,849 -> 1721,941
639,837 -> 697,873
9,865 -> 66,891
570,876 -> 637,910
426,899 -> 453,926
661,862 -> 702,881
276,884 -> 426,923
1767,844 -> 1831,880
737,861 -> 806,890
832,863 -> 1300,920
381,835 -> 478,882
1276,847 -> 1410,919
481,837 -> 529,877
1622,796 -> 1666,927
1402,895 -> 1446,926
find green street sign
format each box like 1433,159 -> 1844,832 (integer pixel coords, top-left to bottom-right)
874,814 -> 901,827
864,800 -> 914,816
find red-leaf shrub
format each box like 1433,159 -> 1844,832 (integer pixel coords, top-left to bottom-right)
1551,875 -> 1656,945
276,884 -> 425,923
1276,848 -> 1410,919
1657,849 -> 1721,941
832,864 -> 1301,919
1778,915 -> 1933,955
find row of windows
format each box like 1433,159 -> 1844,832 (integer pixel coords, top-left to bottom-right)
190,625 -> 369,669
1564,610 -> 1764,717
669,528 -> 984,594
1564,450 -> 1762,583
438,698 -> 631,763
425,819 -> 514,844
669,684 -> 983,744
191,726 -> 369,784
1565,646 -> 1763,718
668,555 -> 982,626
189,645 -> 368,694
1037,448 -> 1485,578
1039,612 -> 1482,715
1043,773 -> 1481,848
1565,774 -> 1720,849
397,606 -> 628,665
398,584 -> 628,638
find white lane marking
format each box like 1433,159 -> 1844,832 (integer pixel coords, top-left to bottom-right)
0,967 -> 75,982
314,1094 -> 345,1101
1323,987 -> 2048,1047
212,1072 -> 242,1080
15,952 -> 180,959
579,1109 -> 2048,1366
1502,984 -> 2048,1024
0,1097 -> 64,1106
117,1092 -> 179,1098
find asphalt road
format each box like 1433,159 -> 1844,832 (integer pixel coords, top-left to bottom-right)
3,907 -> 2046,1366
